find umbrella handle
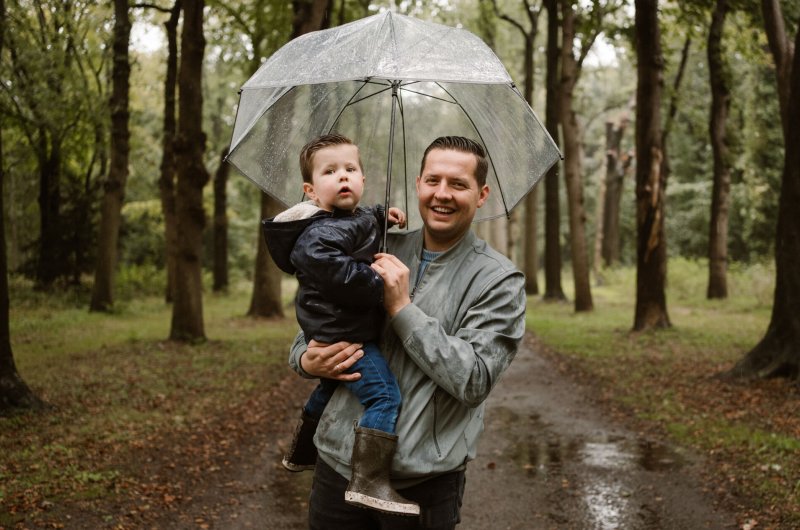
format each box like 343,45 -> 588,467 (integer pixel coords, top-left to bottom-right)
381,81 -> 400,253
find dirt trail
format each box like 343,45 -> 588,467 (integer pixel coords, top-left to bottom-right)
162,333 -> 739,529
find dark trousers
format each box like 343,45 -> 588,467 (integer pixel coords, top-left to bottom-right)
305,342 -> 401,434
308,459 -> 466,530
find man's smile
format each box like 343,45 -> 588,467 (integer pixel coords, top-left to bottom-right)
431,205 -> 455,215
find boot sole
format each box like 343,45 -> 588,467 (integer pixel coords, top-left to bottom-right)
344,491 -> 420,516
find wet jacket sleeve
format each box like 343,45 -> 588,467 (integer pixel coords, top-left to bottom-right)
288,330 -> 315,379
290,225 -> 384,309
390,270 -> 526,408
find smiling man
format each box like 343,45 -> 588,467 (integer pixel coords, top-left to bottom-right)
290,136 -> 527,530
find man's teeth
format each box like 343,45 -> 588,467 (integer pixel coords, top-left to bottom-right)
432,206 -> 453,213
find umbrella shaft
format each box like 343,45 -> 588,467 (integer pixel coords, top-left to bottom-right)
382,82 -> 400,253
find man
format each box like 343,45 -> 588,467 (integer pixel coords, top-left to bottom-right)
289,136 -> 527,529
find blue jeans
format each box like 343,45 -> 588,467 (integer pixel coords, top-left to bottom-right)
304,342 -> 401,434
309,459 -> 466,529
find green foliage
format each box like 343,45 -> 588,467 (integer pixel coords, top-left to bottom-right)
1,1 -> 111,283
120,199 -> 165,267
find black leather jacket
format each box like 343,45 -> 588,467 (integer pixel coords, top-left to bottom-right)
262,205 -> 387,343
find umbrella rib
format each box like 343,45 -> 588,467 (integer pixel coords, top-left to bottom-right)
398,87 -> 457,105
328,80 -> 371,133
434,82 -> 511,218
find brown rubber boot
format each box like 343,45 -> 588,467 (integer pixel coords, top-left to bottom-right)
344,426 -> 420,516
281,409 -> 319,472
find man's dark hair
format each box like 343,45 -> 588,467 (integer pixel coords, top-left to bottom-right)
419,136 -> 489,187
299,133 -> 362,183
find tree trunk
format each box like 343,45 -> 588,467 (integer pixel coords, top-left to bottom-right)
543,0 -> 565,302
213,148 -> 230,292
731,8 -> 800,380
170,0 -> 209,341
559,1 -> 592,312
592,132 -> 608,282
633,0 -> 670,330
706,0 -> 731,299
601,111 -> 629,267
35,134 -> 61,288
248,0 -> 329,317
761,0 -> 793,137
249,195 -> 285,316
523,189 -> 539,293
90,0 -> 131,312
491,0 -> 542,292
160,0 -> 181,304
522,26 -> 539,294
0,0 -> 43,413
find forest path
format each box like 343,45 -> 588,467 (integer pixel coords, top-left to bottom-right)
154,333 -> 738,529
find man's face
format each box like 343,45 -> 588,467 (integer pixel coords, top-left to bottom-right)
303,144 -> 365,212
416,148 -> 489,252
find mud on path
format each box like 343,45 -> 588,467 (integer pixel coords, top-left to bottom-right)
150,333 -> 739,529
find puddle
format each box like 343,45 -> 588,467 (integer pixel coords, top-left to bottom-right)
502,411 -> 685,528
510,428 -> 684,476
583,480 -> 629,530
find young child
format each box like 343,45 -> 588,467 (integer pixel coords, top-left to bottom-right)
261,133 -> 419,516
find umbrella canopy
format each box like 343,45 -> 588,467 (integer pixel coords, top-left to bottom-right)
227,11 -> 561,232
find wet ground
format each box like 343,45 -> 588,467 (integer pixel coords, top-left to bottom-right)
459,335 -> 737,529
164,334 -> 739,529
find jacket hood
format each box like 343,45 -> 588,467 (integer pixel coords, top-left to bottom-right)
261,212 -> 325,274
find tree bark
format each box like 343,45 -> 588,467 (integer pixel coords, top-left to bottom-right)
706,0 -> 731,299
90,0 -> 131,312
543,0 -> 565,301
0,0 -> 43,413
213,148 -> 230,292
760,0 -> 793,137
249,0 -> 329,318
160,0 -> 181,304
559,0 -> 593,312
170,0 -> 209,341
633,0 -> 670,330
601,111 -> 630,267
731,8 -> 800,380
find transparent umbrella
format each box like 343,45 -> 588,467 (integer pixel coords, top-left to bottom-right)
227,11 -> 561,241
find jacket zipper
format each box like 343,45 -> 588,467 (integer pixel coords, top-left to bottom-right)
410,260 -> 428,301
411,258 -> 441,457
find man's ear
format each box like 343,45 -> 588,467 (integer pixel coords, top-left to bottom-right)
476,185 -> 489,208
302,182 -> 316,200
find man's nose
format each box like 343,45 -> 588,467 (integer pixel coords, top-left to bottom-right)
433,181 -> 451,199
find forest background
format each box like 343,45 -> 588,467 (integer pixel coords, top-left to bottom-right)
1,0 -> 800,528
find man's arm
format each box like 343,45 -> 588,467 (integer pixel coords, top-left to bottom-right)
372,252 -> 526,407
391,273 -> 526,407
289,331 -> 364,381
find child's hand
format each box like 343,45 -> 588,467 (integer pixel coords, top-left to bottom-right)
388,207 -> 406,228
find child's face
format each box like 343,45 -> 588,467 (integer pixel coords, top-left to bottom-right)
303,144 -> 365,212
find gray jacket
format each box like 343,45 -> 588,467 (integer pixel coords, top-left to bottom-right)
289,229 -> 526,485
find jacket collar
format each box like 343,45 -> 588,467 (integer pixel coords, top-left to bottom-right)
411,230 -> 476,264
